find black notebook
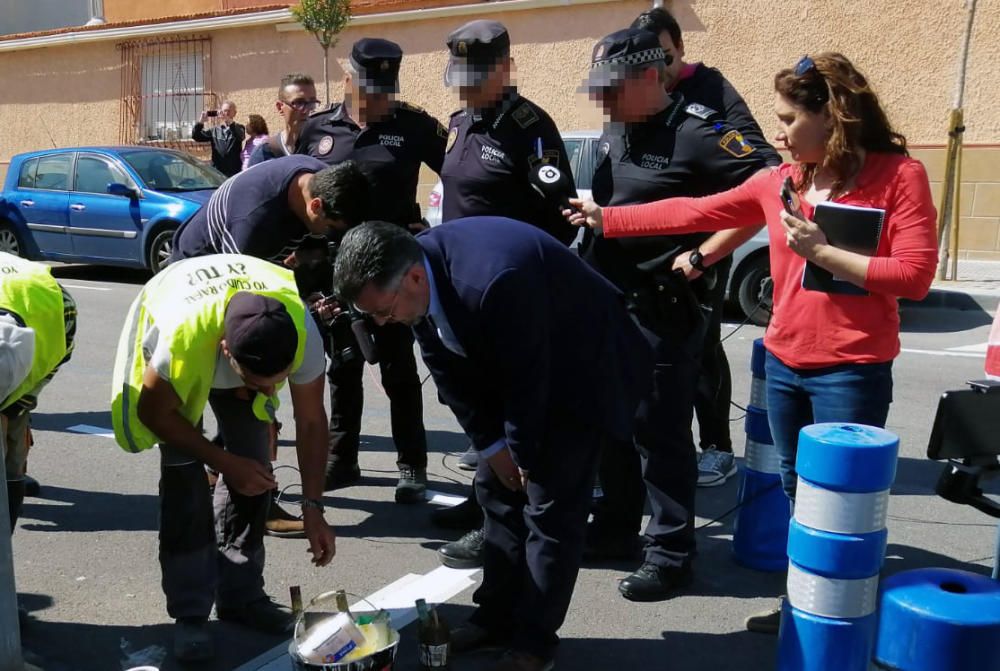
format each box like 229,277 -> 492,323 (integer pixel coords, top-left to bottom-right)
801,201 -> 885,296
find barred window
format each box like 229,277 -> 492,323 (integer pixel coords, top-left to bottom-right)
118,36 -> 215,146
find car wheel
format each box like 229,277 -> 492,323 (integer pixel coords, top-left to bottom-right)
147,228 -> 175,274
736,254 -> 773,327
0,222 -> 23,257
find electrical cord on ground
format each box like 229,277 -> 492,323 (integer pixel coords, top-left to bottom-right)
694,480 -> 781,530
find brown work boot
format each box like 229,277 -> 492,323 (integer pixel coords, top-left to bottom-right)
265,490 -> 305,538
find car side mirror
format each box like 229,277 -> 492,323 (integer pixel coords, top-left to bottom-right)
107,182 -> 139,199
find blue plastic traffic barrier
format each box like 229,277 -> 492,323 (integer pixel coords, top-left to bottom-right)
778,423 -> 899,671
732,339 -> 789,572
875,568 -> 1000,671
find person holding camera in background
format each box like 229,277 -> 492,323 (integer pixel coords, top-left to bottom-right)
192,100 -> 246,177
297,37 -> 448,504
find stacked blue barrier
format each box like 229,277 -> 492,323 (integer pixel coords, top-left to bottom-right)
778,423 -> 898,671
732,338 -> 789,572
875,568 -> 1000,671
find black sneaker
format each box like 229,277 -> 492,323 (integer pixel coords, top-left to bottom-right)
217,596 -> 294,634
439,527 -> 485,569
174,616 -> 214,662
457,445 -> 479,471
431,495 -> 484,531
324,462 -> 361,491
618,561 -> 694,602
23,475 -> 40,498
395,465 -> 428,504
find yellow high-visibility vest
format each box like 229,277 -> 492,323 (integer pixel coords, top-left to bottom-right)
0,252 -> 68,411
111,254 -> 307,453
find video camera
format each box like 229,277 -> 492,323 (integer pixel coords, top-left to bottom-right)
291,236 -> 378,367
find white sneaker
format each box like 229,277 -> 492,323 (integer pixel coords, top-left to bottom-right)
697,448 -> 737,487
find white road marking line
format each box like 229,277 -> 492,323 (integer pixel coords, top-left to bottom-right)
425,490 -> 466,507
947,342 -> 989,353
60,283 -> 111,292
900,347 -> 984,359
67,424 -> 115,438
238,566 -> 481,671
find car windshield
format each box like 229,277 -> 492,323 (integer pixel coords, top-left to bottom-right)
120,150 -> 226,191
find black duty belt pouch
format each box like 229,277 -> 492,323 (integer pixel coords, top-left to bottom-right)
627,254 -> 710,357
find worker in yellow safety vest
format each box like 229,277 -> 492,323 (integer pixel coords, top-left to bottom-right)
111,253 -> 334,663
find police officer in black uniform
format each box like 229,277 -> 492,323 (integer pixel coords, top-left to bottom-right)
431,19 -> 578,569
578,28 -> 769,601
439,19 -> 577,245
296,38 -> 448,503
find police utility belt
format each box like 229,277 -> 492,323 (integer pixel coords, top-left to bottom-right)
624,249 -> 712,349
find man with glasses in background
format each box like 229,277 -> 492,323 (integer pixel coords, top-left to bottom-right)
296,37 -> 449,503
247,73 -> 321,167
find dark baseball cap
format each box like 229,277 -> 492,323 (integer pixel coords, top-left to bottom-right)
583,28 -> 667,91
350,38 -> 402,94
223,292 -> 298,377
444,20 -> 510,88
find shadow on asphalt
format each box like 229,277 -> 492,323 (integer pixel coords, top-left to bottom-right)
899,303 -> 994,333
20,617 -> 284,671
883,542 -> 994,578
49,263 -> 150,286
18,485 -> 158,533
30,409 -> 113,434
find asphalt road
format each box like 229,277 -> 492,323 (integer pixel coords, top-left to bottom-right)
10,264 -> 999,671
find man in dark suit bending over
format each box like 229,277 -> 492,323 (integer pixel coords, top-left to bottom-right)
333,219 -> 651,671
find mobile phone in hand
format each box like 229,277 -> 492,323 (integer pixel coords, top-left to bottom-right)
780,176 -> 803,219
206,110 -> 218,117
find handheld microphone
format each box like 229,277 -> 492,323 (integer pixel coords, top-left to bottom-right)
528,163 -> 579,213
349,311 -> 379,365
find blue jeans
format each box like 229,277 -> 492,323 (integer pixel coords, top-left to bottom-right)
764,351 -> 893,501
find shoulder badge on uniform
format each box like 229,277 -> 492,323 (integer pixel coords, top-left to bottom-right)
684,103 -> 718,120
527,149 -> 561,169
718,130 -> 756,158
512,104 -> 540,129
317,135 -> 334,156
400,101 -> 425,114
446,128 -> 458,153
437,123 -> 449,140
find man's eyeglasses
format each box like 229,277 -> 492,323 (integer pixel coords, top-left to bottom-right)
794,55 -> 817,77
284,98 -> 321,112
356,285 -> 401,322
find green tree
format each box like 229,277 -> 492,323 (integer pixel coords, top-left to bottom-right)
291,0 -> 352,104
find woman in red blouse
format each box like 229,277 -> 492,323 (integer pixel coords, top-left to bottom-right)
568,52 -> 937,630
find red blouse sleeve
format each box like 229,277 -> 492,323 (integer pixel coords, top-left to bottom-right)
602,169 -> 772,238
865,160 -> 939,300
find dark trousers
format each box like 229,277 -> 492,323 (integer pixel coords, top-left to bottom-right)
158,390 -> 270,619
765,352 -> 893,500
327,322 -> 427,470
594,316 -> 701,567
695,257 -> 733,452
470,415 -> 604,660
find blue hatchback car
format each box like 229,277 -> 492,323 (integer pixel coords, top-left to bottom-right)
0,147 -> 225,273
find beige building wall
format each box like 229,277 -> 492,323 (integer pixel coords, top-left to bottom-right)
2,0 -> 999,255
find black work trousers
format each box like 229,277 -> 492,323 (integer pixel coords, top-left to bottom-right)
695,256 -> 733,452
594,291 -> 702,568
327,321 -> 427,470
470,414 -> 605,661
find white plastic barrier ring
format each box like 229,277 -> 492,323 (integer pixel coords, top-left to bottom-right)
745,438 -> 781,474
794,480 -> 890,535
750,377 -> 767,410
786,562 -> 879,619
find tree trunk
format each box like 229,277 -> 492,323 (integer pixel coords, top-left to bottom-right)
323,47 -> 331,107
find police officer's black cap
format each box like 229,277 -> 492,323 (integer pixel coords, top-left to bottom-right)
350,38 -> 402,94
444,20 -> 510,88
583,28 -> 667,91
224,292 -> 298,377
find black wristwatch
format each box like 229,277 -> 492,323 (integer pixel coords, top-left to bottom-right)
689,249 -> 709,273
301,498 -> 325,513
